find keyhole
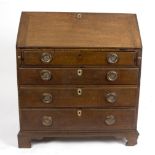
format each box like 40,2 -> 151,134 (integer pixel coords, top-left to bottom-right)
77,13 -> 82,19
77,69 -> 83,76
77,110 -> 82,117
77,88 -> 82,95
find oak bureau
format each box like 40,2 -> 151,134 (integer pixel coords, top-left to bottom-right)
16,12 -> 142,148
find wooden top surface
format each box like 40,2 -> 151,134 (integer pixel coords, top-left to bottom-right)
16,12 -> 142,48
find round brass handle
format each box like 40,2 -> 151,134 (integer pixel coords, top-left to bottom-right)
40,70 -> 52,81
42,93 -> 52,104
77,88 -> 82,96
107,53 -> 118,64
106,92 -> 117,103
77,69 -> 83,76
107,71 -> 118,81
42,116 -> 52,126
41,52 -> 52,63
105,115 -> 116,125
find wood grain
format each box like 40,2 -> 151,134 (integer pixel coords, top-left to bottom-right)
16,12 -> 142,48
20,109 -> 136,130
19,68 -> 139,85
22,50 -> 137,66
16,12 -> 142,147
19,86 -> 138,108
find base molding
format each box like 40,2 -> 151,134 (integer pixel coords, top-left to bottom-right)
18,130 -> 139,148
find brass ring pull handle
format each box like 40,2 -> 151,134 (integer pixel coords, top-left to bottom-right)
107,71 -> 118,81
106,92 -> 117,103
107,53 -> 118,64
42,93 -> 52,104
40,70 -> 52,81
41,52 -> 52,63
77,69 -> 83,76
42,116 -> 53,126
77,88 -> 82,96
105,115 -> 116,125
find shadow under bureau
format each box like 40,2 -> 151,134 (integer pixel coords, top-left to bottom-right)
16,12 -> 142,148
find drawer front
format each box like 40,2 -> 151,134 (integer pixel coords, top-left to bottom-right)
19,86 -> 138,108
19,68 -> 139,85
20,109 -> 136,131
22,50 -> 137,66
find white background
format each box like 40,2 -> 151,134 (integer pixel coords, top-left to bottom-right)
0,0 -> 154,154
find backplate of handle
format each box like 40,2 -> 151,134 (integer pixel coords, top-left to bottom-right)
41,52 -> 52,63
106,92 -> 117,103
107,53 -> 118,64
107,71 -> 118,81
105,115 -> 116,125
40,70 -> 52,81
42,116 -> 53,126
42,93 -> 52,104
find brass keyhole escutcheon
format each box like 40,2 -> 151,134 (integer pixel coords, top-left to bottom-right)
77,69 -> 83,76
77,110 -> 82,117
77,88 -> 82,96
77,13 -> 82,19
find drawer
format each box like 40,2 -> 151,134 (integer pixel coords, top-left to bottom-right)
19,86 -> 138,108
22,50 -> 137,66
20,109 -> 136,131
19,68 -> 139,85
